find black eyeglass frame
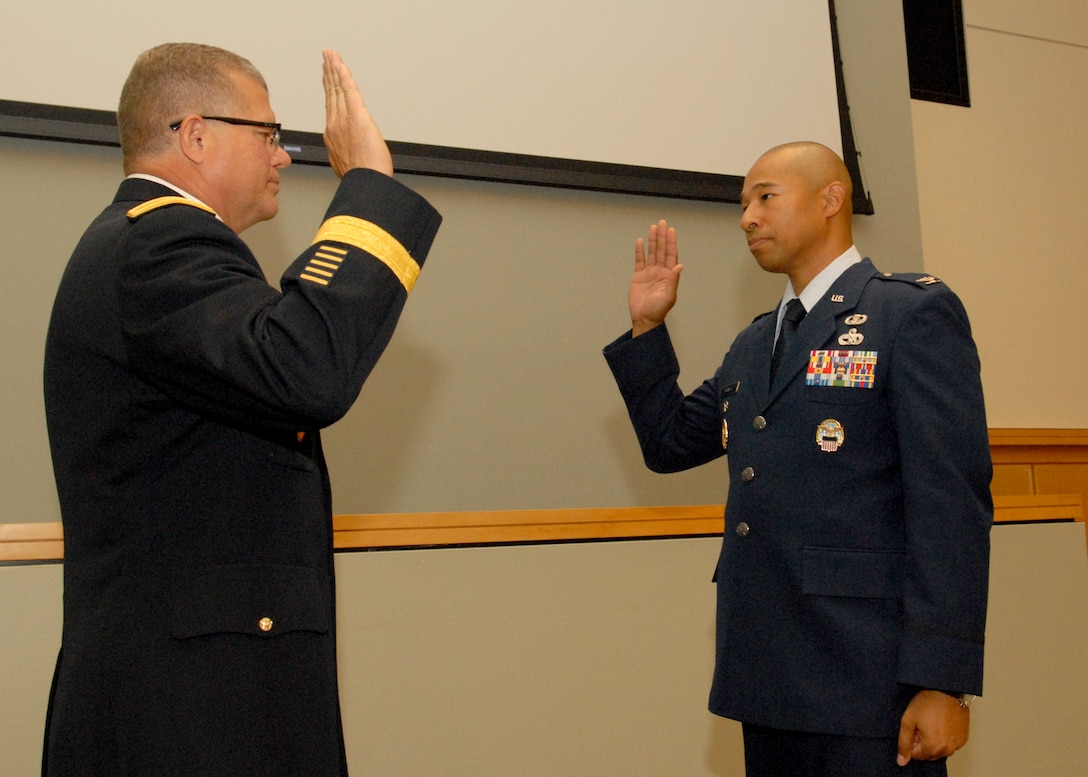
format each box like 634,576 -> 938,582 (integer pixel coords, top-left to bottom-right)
169,115 -> 282,148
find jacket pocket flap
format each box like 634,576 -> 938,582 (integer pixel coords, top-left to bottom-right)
802,546 -> 904,599
169,563 -> 330,639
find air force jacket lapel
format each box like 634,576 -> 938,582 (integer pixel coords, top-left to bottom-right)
765,258 -> 879,404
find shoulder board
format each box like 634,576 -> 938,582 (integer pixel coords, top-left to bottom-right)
127,196 -> 217,221
874,270 -> 944,288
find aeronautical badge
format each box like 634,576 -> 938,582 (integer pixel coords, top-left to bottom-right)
844,314 -> 868,326
816,419 -> 845,452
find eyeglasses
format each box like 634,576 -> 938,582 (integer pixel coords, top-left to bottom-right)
169,116 -> 282,149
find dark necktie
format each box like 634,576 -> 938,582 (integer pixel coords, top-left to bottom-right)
770,298 -> 806,385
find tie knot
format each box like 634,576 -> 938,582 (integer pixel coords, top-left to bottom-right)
783,298 -> 806,327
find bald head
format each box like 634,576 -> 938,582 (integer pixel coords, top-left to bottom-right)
739,141 -> 855,292
752,142 -> 853,215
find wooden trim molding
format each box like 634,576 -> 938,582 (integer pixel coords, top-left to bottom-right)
3,429 -> 1085,564
0,506 -> 724,564
991,494 -> 1084,523
333,504 -> 723,550
0,521 -> 65,564
2,496 -> 1082,564
989,428 -> 1088,463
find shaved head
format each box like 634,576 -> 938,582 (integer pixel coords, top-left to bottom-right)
752,142 -> 853,214
738,141 -> 855,292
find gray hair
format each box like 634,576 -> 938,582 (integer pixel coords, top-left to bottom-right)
117,43 -> 267,171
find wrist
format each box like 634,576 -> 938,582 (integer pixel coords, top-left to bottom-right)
936,690 -> 976,708
631,319 -> 664,338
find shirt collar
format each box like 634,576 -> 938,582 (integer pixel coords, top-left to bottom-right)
126,174 -> 219,219
774,245 -> 862,338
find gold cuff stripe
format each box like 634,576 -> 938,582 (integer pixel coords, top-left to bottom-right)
312,216 -> 419,293
127,196 -> 217,220
301,263 -> 336,283
302,246 -> 347,285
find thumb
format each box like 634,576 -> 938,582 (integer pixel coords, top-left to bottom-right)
896,724 -> 917,767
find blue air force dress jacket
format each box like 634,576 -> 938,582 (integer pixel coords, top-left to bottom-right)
43,170 -> 441,776
604,259 -> 992,737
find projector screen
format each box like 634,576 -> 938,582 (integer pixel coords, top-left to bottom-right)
0,0 -> 868,207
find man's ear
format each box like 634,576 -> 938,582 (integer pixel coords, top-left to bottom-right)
175,115 -> 207,163
823,181 -> 847,217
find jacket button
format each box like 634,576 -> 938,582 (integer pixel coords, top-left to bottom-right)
741,466 -> 755,482
735,521 -> 751,538
753,416 -> 767,431
259,617 -> 274,632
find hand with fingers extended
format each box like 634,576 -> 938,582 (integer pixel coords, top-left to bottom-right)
321,49 -> 393,178
629,219 -> 683,337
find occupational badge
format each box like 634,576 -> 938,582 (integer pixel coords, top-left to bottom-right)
838,328 -> 865,346
816,419 -> 845,452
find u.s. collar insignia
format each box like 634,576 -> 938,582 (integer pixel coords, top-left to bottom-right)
838,328 -> 865,346
831,294 -> 845,303
816,419 -> 845,452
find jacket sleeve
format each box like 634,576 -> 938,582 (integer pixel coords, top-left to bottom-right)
603,324 -> 725,473
118,169 -> 441,431
889,285 -> 992,696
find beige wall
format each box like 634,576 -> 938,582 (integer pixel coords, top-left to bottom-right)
5,527 -> 1087,777
3,1 -> 1087,775
911,0 -> 1088,427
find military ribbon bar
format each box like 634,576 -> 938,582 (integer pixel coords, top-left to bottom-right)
806,350 -> 877,389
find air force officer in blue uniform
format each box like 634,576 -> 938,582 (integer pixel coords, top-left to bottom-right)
604,142 -> 991,776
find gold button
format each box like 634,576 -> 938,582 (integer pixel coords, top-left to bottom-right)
259,617 -> 274,632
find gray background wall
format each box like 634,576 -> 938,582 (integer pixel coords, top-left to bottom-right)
1,1 -> 924,523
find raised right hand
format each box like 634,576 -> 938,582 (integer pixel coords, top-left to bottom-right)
629,219 -> 683,337
322,49 -> 394,178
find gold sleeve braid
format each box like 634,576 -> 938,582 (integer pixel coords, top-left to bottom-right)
310,215 -> 420,293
